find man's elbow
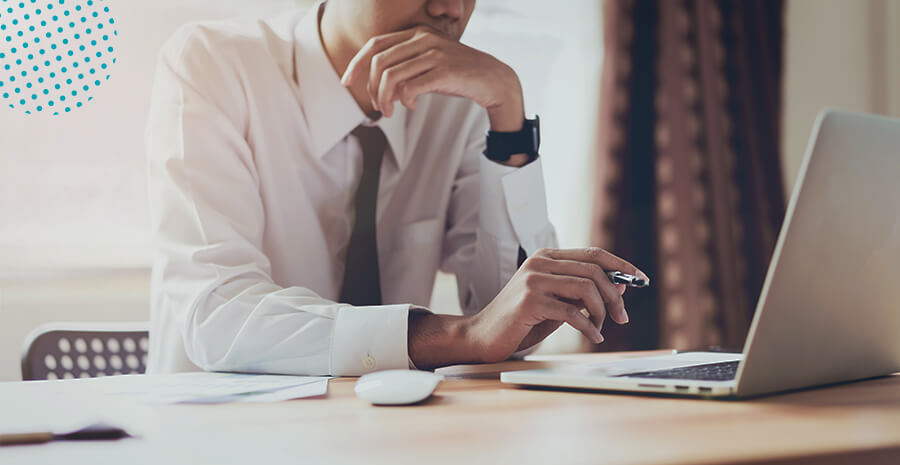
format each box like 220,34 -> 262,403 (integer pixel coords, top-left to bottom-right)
180,303 -> 243,372
183,327 -> 234,372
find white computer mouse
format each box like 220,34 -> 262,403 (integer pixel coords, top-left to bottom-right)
354,369 -> 444,405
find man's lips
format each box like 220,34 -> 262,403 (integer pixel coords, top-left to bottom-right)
414,21 -> 459,39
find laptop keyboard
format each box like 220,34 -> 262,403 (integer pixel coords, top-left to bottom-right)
617,360 -> 740,381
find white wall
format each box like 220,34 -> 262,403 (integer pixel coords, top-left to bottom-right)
782,0 -> 900,194
0,270 -> 151,381
463,0 -> 604,250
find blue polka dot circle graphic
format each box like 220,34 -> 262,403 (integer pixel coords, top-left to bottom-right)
0,0 -> 118,115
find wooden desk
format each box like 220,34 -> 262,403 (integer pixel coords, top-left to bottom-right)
2,351 -> 899,465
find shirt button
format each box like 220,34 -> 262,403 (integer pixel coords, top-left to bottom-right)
363,355 -> 377,370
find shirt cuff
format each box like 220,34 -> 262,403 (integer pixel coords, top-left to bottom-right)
479,157 -> 553,254
330,304 -> 410,376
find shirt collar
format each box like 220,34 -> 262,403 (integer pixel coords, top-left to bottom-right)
294,2 -> 408,168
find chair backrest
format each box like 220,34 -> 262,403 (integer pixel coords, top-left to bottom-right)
21,322 -> 150,381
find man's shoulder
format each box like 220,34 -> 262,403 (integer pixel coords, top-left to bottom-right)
160,10 -> 306,75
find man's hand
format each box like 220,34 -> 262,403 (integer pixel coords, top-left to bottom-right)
341,26 -> 526,133
466,247 -> 648,363
408,248 -> 650,369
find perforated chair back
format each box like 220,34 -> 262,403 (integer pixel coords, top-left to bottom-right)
21,322 -> 150,381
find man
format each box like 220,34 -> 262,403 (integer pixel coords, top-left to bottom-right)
146,0 -> 648,376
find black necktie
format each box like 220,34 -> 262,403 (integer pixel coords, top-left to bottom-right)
339,125 -> 387,306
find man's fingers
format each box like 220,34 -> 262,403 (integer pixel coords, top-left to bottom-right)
376,51 -> 438,117
366,80 -> 379,112
541,297 -> 603,344
533,258 -> 628,324
399,68 -> 449,109
342,30 -> 414,87
516,320 -> 565,353
541,247 -> 649,283
368,38 -> 436,107
536,273 -> 609,333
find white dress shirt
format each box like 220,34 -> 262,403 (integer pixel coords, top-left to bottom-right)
145,3 -> 557,376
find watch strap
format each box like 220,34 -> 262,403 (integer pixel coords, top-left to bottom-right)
483,116 -> 540,162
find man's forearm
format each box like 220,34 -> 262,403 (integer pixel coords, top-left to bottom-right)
485,68 -> 531,168
485,66 -> 525,132
407,310 -> 479,370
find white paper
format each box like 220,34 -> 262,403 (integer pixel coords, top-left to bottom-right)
107,372 -> 330,404
233,380 -> 328,403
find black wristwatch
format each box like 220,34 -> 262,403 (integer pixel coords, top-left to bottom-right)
483,115 -> 540,162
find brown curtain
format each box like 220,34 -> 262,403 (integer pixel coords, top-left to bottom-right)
592,0 -> 786,352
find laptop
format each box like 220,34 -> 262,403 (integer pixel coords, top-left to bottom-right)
501,109 -> 900,398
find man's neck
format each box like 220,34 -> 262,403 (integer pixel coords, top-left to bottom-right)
319,4 -> 380,118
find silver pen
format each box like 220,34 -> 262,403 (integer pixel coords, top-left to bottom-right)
606,271 -> 649,288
